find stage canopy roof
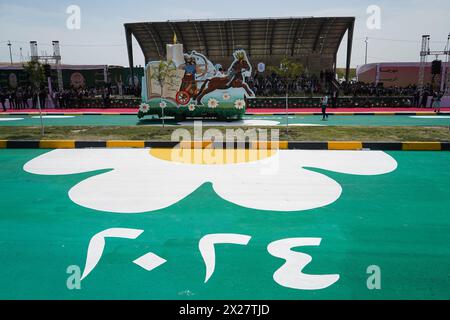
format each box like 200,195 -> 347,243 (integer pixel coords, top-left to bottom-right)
124,16 -> 355,79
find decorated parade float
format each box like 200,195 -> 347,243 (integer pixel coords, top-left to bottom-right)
138,40 -> 255,120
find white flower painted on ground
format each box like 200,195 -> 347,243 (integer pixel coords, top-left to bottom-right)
24,149 -> 397,214
139,103 -> 150,113
188,103 -> 196,111
234,99 -> 246,109
159,100 -> 167,109
223,93 -> 231,101
207,98 -> 219,109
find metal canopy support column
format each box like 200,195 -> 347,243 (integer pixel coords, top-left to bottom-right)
345,20 -> 354,82
334,52 -> 337,73
125,26 -> 135,88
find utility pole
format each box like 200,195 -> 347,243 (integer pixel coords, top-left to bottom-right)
365,37 -> 369,65
7,41 -> 13,65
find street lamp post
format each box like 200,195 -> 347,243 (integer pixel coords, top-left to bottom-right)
365,37 -> 369,65
8,41 -> 13,65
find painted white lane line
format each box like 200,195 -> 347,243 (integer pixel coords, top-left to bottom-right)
0,117 -> 24,121
31,116 -> 75,119
409,116 -> 450,119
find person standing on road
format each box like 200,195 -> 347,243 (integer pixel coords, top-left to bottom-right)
321,94 -> 329,121
332,90 -> 339,108
433,92 -> 443,114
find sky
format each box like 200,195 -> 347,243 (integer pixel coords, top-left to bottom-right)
0,0 -> 449,68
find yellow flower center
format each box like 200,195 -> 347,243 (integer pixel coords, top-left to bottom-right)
150,145 -> 277,165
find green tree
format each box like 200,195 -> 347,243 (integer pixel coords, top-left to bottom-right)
24,60 -> 45,135
268,58 -> 304,133
149,60 -> 177,127
336,68 -> 356,81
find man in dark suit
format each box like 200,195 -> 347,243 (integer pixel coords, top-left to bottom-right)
0,89 -> 6,111
8,90 -> 16,110
421,90 -> 429,108
39,88 -> 47,109
332,90 -> 339,108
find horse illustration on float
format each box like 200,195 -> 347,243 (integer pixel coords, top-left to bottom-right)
195,50 -> 255,104
138,42 -> 255,120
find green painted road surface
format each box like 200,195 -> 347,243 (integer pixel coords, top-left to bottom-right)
0,149 -> 449,300
244,115 -> 450,127
1,114 -> 450,127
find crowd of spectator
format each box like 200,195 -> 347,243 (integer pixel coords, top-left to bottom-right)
0,86 -> 48,111
247,71 -> 421,98
0,84 -> 141,111
0,76 -> 445,111
339,82 -> 418,97
248,72 -> 323,96
244,71 -> 448,109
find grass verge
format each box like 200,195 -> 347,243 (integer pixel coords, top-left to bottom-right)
0,125 -> 449,142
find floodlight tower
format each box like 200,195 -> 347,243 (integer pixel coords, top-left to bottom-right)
443,34 -> 450,94
417,35 -> 430,94
418,34 -> 450,95
52,41 -> 64,92
30,41 -> 38,61
28,41 -> 64,92
7,41 -> 13,65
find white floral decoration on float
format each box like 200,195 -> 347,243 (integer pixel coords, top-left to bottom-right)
24,149 -> 398,214
188,103 -> 196,111
159,100 -> 167,109
139,103 -> 150,113
222,93 -> 231,101
207,98 -> 219,109
234,99 -> 246,110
